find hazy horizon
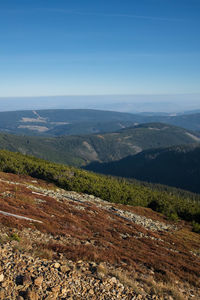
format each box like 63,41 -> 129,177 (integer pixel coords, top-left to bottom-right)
0,94 -> 199,113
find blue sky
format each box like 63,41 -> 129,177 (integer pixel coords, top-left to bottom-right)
0,0 -> 200,97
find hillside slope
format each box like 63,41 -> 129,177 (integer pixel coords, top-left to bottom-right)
0,171 -> 200,299
0,109 -> 139,136
138,112 -> 200,131
0,109 -> 200,136
0,123 -> 199,167
157,112 -> 200,131
86,144 -> 200,193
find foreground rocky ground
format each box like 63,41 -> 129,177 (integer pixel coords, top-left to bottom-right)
0,241 -> 139,299
0,172 -> 200,299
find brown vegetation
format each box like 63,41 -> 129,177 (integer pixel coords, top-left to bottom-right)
0,171 -> 200,297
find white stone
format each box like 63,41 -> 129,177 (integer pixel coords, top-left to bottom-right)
0,273 -> 4,282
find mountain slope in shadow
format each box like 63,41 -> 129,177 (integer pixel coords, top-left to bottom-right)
85,143 -> 200,193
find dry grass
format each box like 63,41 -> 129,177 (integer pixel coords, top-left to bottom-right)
108,269 -> 140,294
98,266 -> 185,300
141,277 -> 186,300
96,263 -> 109,277
34,248 -> 55,260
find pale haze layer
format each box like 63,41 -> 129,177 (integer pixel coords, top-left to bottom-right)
0,94 -> 200,113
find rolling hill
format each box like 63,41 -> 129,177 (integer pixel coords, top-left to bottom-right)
0,109 -> 140,136
85,143 -> 200,193
0,123 -> 199,167
0,109 -> 200,136
151,112 -> 200,132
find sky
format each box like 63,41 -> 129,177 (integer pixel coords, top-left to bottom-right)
0,0 -> 200,98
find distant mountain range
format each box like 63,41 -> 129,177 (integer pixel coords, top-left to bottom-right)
0,122 -> 199,167
86,143 -> 200,193
0,109 -> 200,136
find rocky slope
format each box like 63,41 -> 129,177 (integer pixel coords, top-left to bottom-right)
0,172 -> 200,299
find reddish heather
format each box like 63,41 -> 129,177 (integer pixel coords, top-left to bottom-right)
0,171 -> 200,288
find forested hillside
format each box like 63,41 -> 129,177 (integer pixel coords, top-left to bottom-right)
86,143 -> 200,194
0,109 -> 200,136
0,109 -> 139,135
0,123 -> 198,167
157,112 -> 200,131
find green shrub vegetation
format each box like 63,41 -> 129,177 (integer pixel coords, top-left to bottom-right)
9,233 -> 20,242
192,221 -> 200,233
0,150 -> 200,228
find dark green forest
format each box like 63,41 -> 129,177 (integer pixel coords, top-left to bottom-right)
86,143 -> 200,194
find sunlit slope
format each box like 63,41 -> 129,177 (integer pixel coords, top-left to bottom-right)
0,123 -> 199,166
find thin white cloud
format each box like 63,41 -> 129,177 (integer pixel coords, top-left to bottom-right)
46,9 -> 182,22
0,8 -> 182,22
